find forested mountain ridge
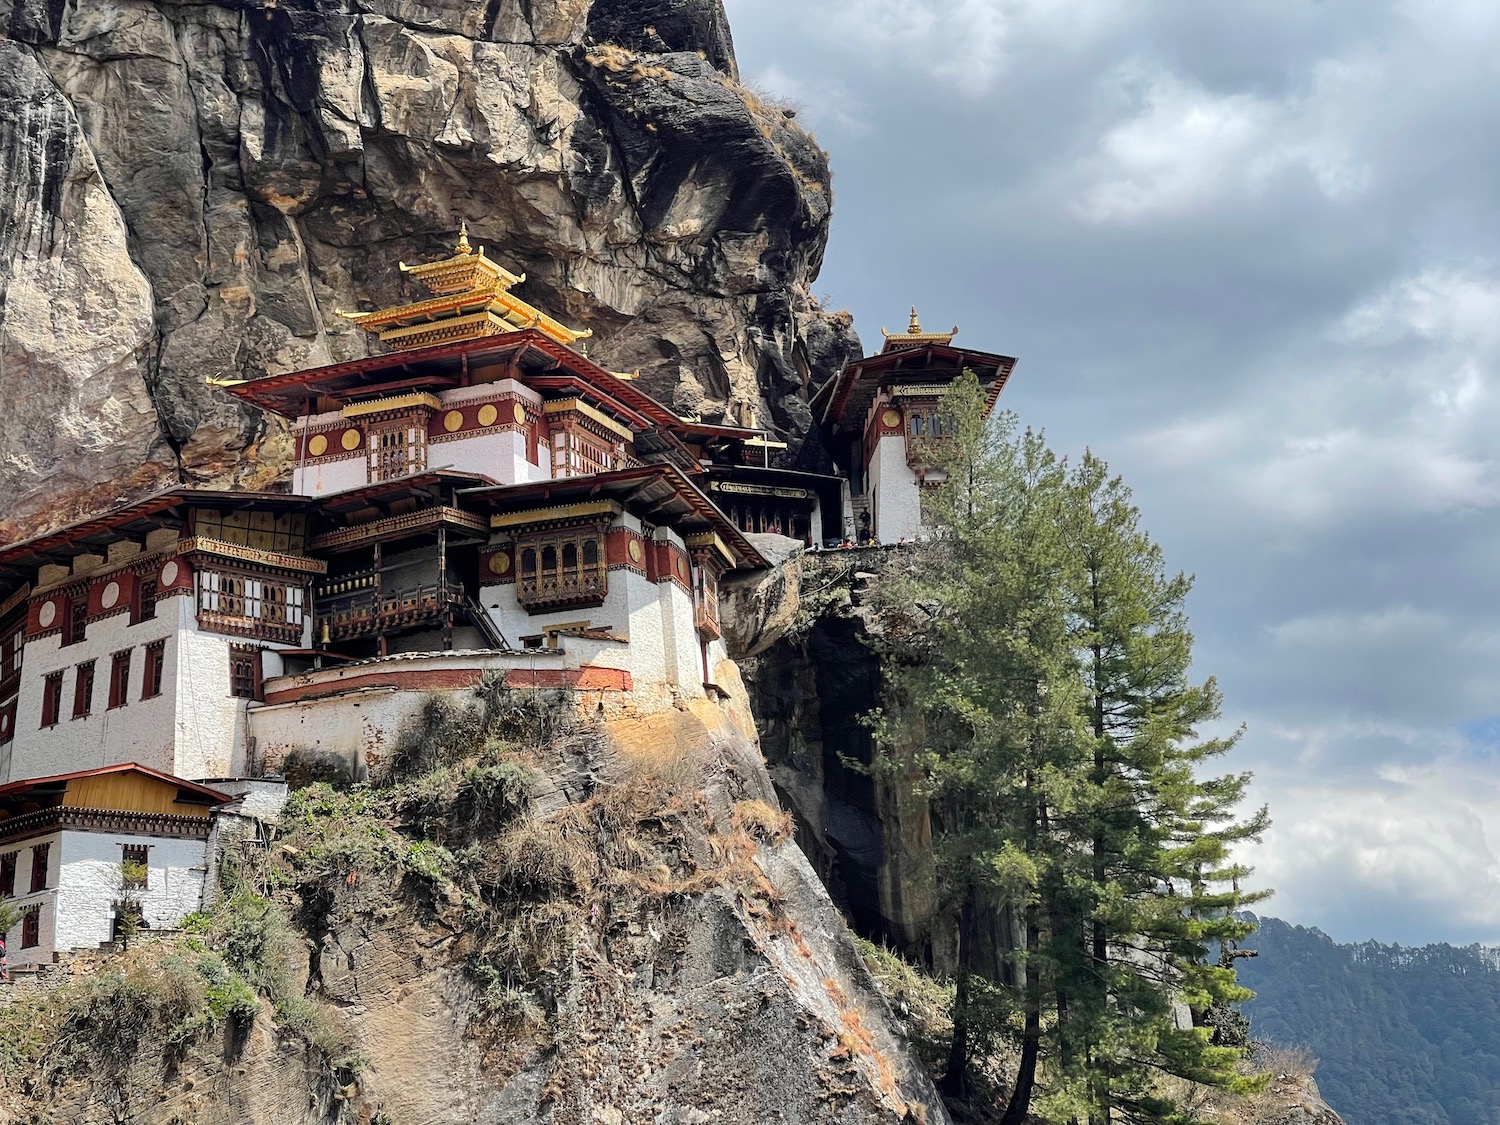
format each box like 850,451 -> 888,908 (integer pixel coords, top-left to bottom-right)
1238,915 -> 1500,1125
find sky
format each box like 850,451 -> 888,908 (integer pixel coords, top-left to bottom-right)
723,0 -> 1500,947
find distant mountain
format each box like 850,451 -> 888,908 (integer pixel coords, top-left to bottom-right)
1236,916 -> 1500,1125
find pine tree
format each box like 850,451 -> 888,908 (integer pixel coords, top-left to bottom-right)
870,374 -> 1270,1123
1046,453 -> 1270,1124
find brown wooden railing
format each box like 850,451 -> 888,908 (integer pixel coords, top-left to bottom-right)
316,582 -> 464,642
517,570 -> 607,613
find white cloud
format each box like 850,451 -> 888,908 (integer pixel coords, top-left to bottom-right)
746,64 -> 870,135
1250,758 -> 1500,942
1130,267 -> 1500,522
1072,65 -> 1372,223
801,0 -> 1126,90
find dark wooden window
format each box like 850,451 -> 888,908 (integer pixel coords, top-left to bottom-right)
63,596 -> 87,646
0,623 -> 22,695
20,906 -> 39,948
0,699 -> 14,746
142,640 -> 165,700
108,650 -> 132,710
0,852 -> 15,897
72,660 -> 95,720
121,844 -> 149,889
368,421 -> 426,482
515,528 -> 609,613
229,645 -> 263,701
29,843 -> 49,892
198,571 -> 305,644
40,672 -> 63,728
132,578 -> 157,625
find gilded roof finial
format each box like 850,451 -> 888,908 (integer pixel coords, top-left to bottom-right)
909,306 -> 921,334
455,220 -> 472,256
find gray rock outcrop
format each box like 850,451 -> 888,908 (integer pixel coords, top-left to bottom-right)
0,0 -> 859,540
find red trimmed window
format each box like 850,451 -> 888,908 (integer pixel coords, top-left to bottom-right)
72,660 -> 95,720
0,623 -> 22,691
229,645 -> 263,701
63,596 -> 87,646
121,844 -> 149,889
40,672 -> 63,728
20,906 -> 38,948
132,578 -> 157,625
142,640 -> 165,700
29,843 -> 49,892
0,852 -> 15,897
108,650 -> 132,709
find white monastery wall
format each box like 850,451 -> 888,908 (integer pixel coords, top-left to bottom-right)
174,627 -> 253,781
0,833 -> 58,966
6,598 -> 184,783
48,831 -> 209,958
868,434 -> 923,544
292,451 -> 368,497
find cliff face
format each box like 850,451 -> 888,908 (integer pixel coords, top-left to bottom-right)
0,692 -> 949,1125
0,0 -> 859,540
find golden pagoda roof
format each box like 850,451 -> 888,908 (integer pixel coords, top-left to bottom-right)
339,223 -> 592,351
880,307 -> 958,352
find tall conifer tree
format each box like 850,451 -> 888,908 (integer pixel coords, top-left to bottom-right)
871,374 -> 1269,1124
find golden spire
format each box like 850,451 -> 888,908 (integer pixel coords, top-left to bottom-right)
455,220 -> 472,256
880,306 -> 958,352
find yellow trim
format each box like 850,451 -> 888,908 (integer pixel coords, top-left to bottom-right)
341,393 -> 441,419
684,532 -> 735,567
377,310 -> 503,344
743,436 -> 788,449
542,397 -> 633,441
490,500 -> 621,530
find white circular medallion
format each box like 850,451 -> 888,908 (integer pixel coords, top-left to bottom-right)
101,581 -> 120,610
160,560 -> 180,587
38,600 -> 56,628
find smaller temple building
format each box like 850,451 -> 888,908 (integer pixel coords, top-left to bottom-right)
0,763 -> 231,967
810,311 -> 1016,544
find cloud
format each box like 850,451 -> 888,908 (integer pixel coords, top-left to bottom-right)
745,64 -> 870,135
1072,64 -> 1372,223
1250,759 -> 1500,943
1126,267 -> 1500,522
790,0 -> 1125,90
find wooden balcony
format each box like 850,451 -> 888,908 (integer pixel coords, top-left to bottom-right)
316,581 -> 463,642
516,570 -> 607,614
694,586 -> 721,640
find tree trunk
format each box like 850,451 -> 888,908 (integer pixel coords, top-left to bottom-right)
941,965 -> 973,1100
1001,906 -> 1043,1125
942,894 -> 978,1099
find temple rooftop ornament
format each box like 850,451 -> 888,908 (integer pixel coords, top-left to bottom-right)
880,306 -> 958,353
338,222 -> 593,352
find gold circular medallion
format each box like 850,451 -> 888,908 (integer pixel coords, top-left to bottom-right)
443,410 -> 465,433
512,402 -> 527,426
677,558 -> 688,579
488,551 -> 512,576
101,582 -> 120,610
477,404 -> 499,427
627,539 -> 643,564
341,428 -> 362,451
160,560 -> 180,587
881,408 -> 902,428
308,433 -> 329,457
38,600 -> 56,628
